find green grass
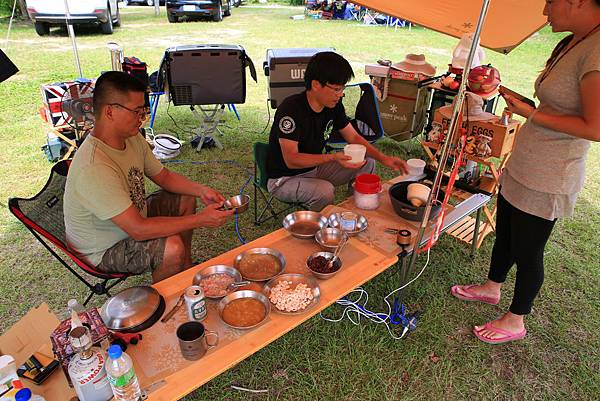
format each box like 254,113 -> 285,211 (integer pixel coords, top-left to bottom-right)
1,5 -> 599,400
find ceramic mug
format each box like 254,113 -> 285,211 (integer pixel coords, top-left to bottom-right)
343,144 -> 366,164
407,183 -> 431,207
176,321 -> 219,361
407,159 -> 426,176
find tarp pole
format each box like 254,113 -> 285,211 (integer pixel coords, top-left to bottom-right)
405,0 -> 492,278
63,0 -> 83,78
155,0 -> 160,16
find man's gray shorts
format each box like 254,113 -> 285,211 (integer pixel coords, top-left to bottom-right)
96,191 -> 181,275
267,158 -> 376,211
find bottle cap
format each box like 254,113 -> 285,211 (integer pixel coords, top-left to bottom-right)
15,388 -> 32,401
11,379 -> 23,390
68,299 -> 83,312
108,344 -> 123,359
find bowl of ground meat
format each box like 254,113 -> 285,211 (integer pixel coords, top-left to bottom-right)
193,265 -> 244,299
306,251 -> 342,280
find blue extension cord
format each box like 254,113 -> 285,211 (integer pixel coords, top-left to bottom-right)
319,249 -> 430,340
162,159 -> 253,244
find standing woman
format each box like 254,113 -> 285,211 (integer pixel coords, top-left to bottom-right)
451,0 -> 600,344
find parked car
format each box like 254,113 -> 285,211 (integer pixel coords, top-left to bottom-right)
123,0 -> 165,5
166,0 -> 231,23
26,0 -> 120,35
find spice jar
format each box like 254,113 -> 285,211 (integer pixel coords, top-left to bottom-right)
353,174 -> 382,210
340,212 -> 358,231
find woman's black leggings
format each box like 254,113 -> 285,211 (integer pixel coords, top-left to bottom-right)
488,193 -> 557,315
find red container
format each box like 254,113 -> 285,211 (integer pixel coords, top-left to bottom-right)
355,174 -> 381,194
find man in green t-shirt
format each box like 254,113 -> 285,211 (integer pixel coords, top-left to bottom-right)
64,71 -> 235,283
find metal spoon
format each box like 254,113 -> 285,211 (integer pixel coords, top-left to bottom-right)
227,280 -> 250,291
327,237 -> 348,270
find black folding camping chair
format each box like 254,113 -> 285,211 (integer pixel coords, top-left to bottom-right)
326,82 -> 385,150
8,160 -> 137,305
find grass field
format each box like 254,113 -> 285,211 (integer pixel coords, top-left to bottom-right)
1,5 -> 599,400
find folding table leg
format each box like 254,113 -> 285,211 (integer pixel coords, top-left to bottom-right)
471,207 -> 483,257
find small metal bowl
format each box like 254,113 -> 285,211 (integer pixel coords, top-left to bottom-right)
217,290 -> 270,330
223,194 -> 250,214
328,212 -> 368,236
315,227 -> 349,252
306,251 -> 342,280
234,248 -> 286,281
192,265 -> 242,299
283,211 -> 329,239
262,273 -> 321,315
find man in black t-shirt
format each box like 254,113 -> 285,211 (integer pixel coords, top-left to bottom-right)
266,52 -> 408,211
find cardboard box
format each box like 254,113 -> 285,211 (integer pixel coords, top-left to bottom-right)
364,64 -> 431,81
0,304 -> 75,401
433,109 -> 520,158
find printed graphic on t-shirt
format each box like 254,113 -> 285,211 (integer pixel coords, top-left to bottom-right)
324,120 -> 334,140
279,116 -> 296,134
128,167 -> 146,211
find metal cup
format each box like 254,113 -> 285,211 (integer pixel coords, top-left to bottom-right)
176,321 -> 218,361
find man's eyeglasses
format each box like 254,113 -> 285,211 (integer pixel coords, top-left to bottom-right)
109,103 -> 150,120
324,83 -> 346,94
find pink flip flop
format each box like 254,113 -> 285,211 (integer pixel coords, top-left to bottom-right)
473,322 -> 527,344
450,284 -> 500,305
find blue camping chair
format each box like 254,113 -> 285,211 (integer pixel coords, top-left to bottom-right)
326,82 -> 385,150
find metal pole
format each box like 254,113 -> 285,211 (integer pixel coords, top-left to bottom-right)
405,0 -> 492,278
63,0 -> 83,78
155,0 -> 160,16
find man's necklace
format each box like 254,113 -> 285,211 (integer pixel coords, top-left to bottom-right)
538,21 -> 600,86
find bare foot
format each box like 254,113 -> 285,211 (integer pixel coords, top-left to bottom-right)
474,312 -> 526,341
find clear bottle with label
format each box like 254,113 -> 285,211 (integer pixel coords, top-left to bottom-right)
105,345 -> 141,401
67,326 -> 114,401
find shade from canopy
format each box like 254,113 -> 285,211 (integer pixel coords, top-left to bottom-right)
352,0 -> 548,54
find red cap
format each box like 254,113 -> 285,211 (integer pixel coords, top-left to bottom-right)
355,174 -> 381,194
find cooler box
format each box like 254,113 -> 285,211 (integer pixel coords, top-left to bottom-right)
164,44 -> 256,106
366,64 -> 432,142
264,47 -> 334,109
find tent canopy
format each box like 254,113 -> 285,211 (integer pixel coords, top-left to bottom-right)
352,0 -> 548,54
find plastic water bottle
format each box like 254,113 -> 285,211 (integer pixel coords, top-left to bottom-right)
105,345 -> 142,401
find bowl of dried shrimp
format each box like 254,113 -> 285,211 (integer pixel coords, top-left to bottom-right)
262,274 -> 320,315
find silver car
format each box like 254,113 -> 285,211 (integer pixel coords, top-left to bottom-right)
26,0 -> 121,35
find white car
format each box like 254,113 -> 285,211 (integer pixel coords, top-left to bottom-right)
26,0 -> 121,36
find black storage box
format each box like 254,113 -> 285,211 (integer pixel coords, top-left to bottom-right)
264,47 -> 334,108
164,44 -> 256,106
122,56 -> 149,87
